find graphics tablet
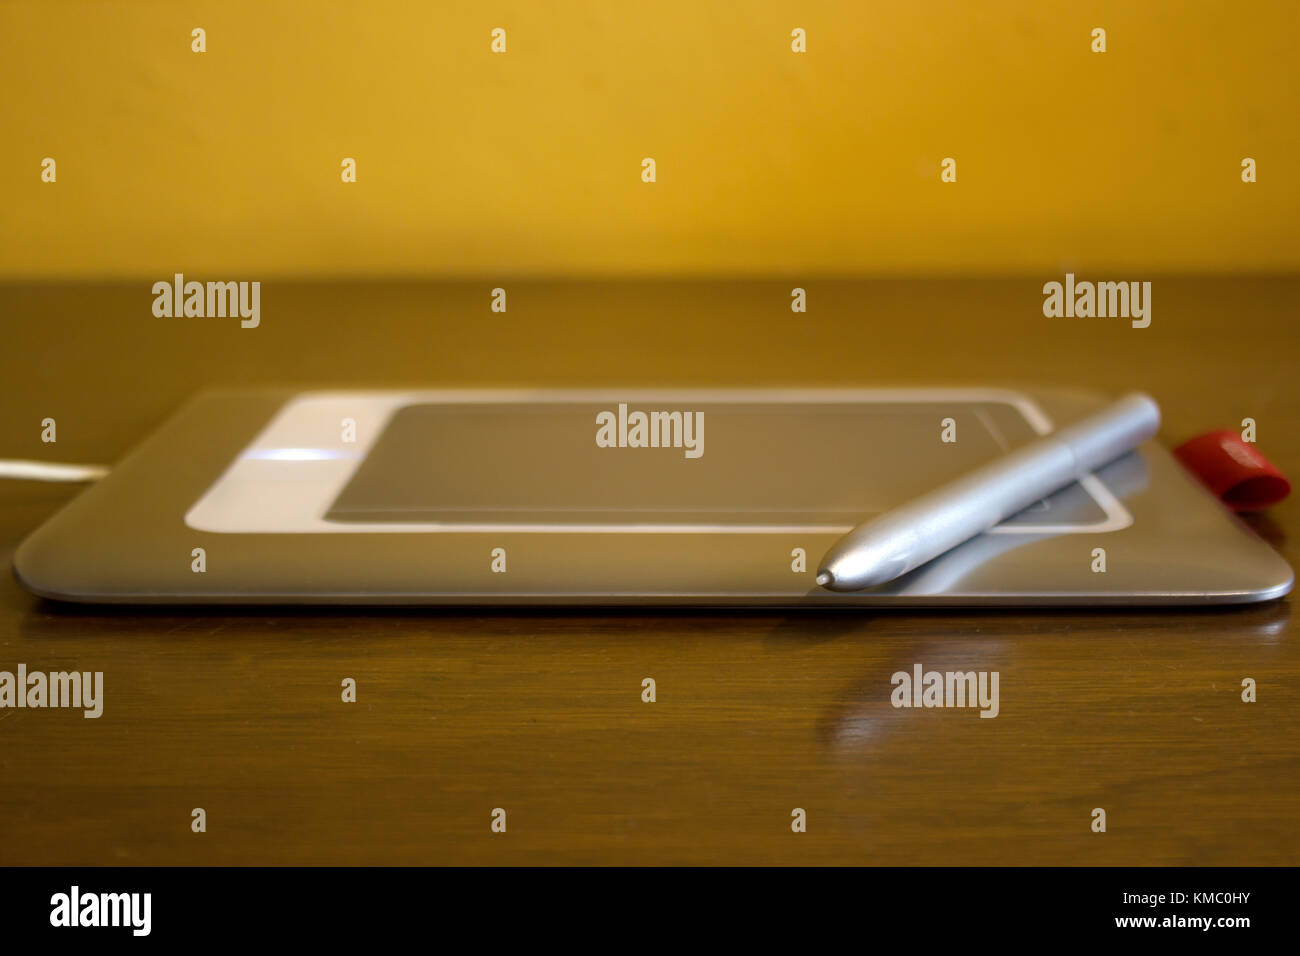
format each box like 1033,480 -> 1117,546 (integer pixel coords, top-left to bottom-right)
13,387 -> 1294,606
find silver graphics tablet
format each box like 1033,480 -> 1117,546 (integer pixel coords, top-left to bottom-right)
13,387 -> 1294,606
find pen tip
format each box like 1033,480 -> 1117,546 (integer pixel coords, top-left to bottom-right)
815,572 -> 832,588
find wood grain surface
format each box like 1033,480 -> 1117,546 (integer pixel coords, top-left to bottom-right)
1,277 -> 1296,865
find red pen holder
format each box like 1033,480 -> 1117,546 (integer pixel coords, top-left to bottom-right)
1173,431 -> 1291,512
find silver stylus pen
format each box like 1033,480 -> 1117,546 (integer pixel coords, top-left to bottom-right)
815,392 -> 1161,591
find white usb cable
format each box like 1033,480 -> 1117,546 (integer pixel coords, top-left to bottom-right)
0,460 -> 111,482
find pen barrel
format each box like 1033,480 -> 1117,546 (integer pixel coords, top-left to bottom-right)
820,392 -> 1161,589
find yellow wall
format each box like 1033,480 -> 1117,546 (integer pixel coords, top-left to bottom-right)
2,0 -> 1297,279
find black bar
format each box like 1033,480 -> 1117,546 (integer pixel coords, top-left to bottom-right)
0,867 -> 1285,942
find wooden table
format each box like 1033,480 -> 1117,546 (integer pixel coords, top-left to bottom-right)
1,277 -> 1296,865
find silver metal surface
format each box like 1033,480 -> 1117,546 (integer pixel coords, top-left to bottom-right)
12,388 -> 1293,606
818,393 -> 1162,590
